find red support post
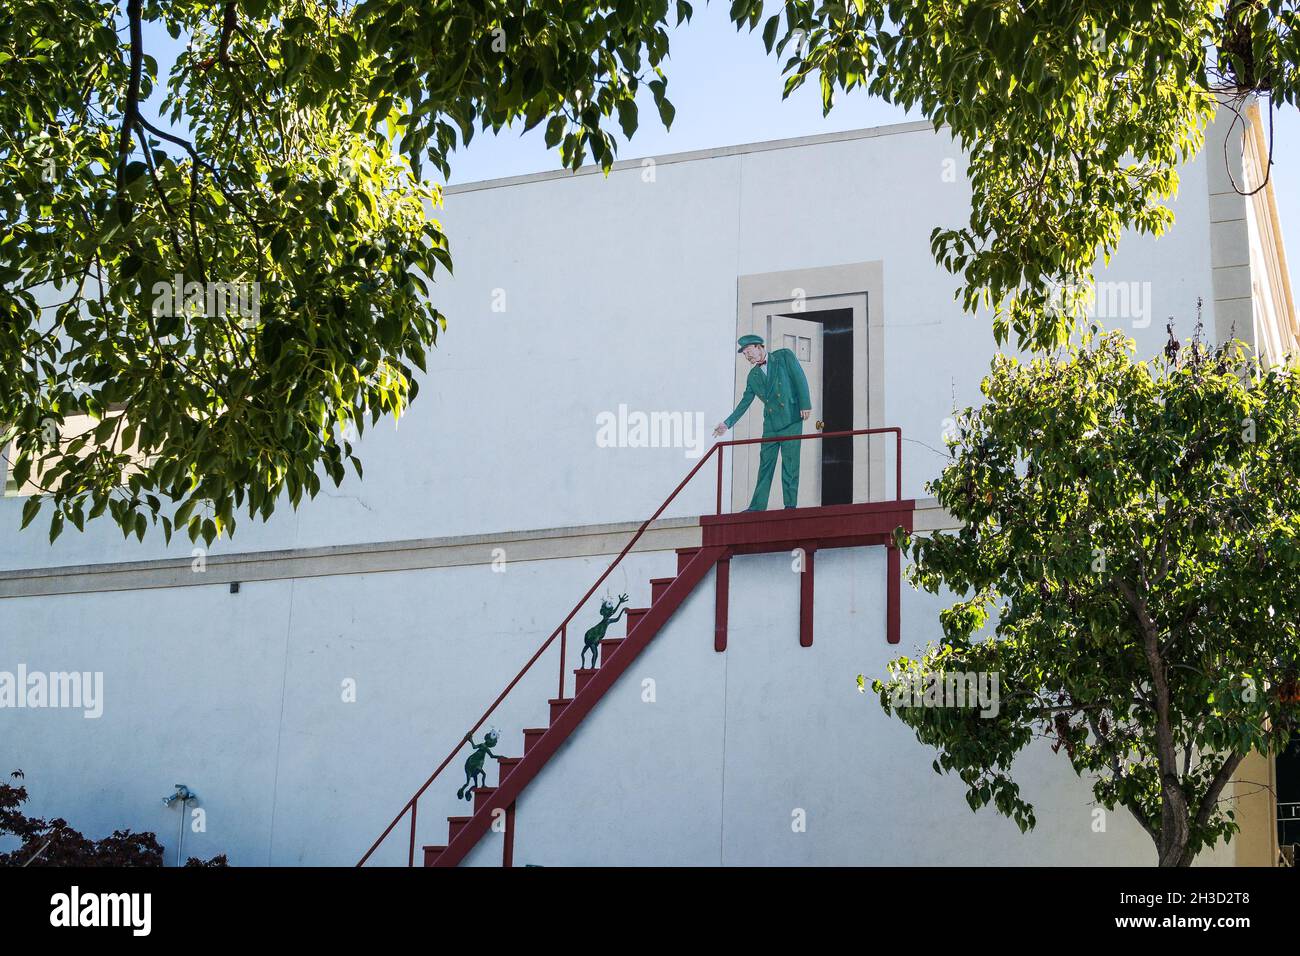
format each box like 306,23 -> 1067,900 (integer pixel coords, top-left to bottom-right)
714,555 -> 730,652
799,546 -> 815,647
503,801 -> 516,868
887,542 -> 901,644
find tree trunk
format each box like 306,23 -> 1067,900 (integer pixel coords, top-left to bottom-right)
1150,750 -> 1246,866
1156,776 -> 1192,866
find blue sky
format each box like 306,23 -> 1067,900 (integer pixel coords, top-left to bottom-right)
446,2 -> 912,184
143,4 -> 910,170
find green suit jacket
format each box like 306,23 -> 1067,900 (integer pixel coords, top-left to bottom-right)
724,348 -> 812,434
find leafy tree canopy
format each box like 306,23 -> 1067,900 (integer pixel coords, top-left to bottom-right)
865,328 -> 1300,866
1,0 -> 1292,542
1,0 -> 689,545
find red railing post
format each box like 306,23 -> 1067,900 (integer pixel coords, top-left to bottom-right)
558,624 -> 567,698
407,800 -> 417,867
715,446 -> 723,514
896,428 -> 903,501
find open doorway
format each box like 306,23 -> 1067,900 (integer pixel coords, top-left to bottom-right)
763,306 -> 854,506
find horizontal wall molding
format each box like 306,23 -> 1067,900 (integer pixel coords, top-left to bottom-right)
0,518 -> 702,599
0,499 -> 953,600
912,499 -> 957,533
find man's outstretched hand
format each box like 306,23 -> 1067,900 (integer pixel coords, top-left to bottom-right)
713,423 -> 728,437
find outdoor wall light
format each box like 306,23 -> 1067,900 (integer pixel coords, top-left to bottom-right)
162,784 -> 194,808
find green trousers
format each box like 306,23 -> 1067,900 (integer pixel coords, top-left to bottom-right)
747,421 -> 803,510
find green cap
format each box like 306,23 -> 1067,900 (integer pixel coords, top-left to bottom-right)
737,334 -> 765,353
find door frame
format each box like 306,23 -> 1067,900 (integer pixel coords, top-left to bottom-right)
731,262 -> 885,512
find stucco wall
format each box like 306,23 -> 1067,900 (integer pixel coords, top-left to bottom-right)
0,118 -> 1250,866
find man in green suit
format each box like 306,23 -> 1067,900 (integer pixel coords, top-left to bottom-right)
713,334 -> 812,511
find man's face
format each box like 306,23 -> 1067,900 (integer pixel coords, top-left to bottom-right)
741,344 -> 766,366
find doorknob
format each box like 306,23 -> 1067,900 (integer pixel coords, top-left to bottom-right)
815,420 -> 825,430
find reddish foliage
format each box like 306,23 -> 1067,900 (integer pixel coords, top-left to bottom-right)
0,771 -> 226,867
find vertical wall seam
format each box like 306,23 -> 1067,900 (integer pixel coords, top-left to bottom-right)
265,575 -> 297,865
719,583 -> 730,866
724,144 -> 742,866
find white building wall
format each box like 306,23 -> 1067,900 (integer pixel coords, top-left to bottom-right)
1,539 -> 1238,866
0,118 -> 1249,866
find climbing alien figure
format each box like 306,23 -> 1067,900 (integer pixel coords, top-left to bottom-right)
581,593 -> 630,669
457,729 -> 503,801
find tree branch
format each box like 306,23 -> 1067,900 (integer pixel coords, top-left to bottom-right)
114,0 -> 144,221
198,3 -> 238,71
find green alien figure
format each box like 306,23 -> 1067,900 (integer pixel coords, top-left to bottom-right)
457,729 -> 503,801
581,593 -> 629,668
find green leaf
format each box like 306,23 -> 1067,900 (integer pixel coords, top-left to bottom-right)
20,497 -> 41,530
656,95 -> 675,129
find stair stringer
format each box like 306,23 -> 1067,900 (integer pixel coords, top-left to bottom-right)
437,545 -> 728,867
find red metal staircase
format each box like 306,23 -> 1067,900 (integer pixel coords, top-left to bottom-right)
357,428 -> 913,868
423,543 -> 728,866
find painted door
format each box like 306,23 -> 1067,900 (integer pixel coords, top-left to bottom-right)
767,313 -> 823,508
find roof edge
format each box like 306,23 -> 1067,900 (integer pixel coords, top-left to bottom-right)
443,118 -> 941,196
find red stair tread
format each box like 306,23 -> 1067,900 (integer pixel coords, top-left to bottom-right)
473,786 -> 498,814
423,845 -> 447,866
599,637 -> 624,665
448,816 -> 472,841
650,577 -> 676,602
548,697 -> 573,724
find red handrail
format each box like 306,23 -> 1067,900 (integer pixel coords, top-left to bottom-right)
357,426 -> 903,866
713,426 -> 903,512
